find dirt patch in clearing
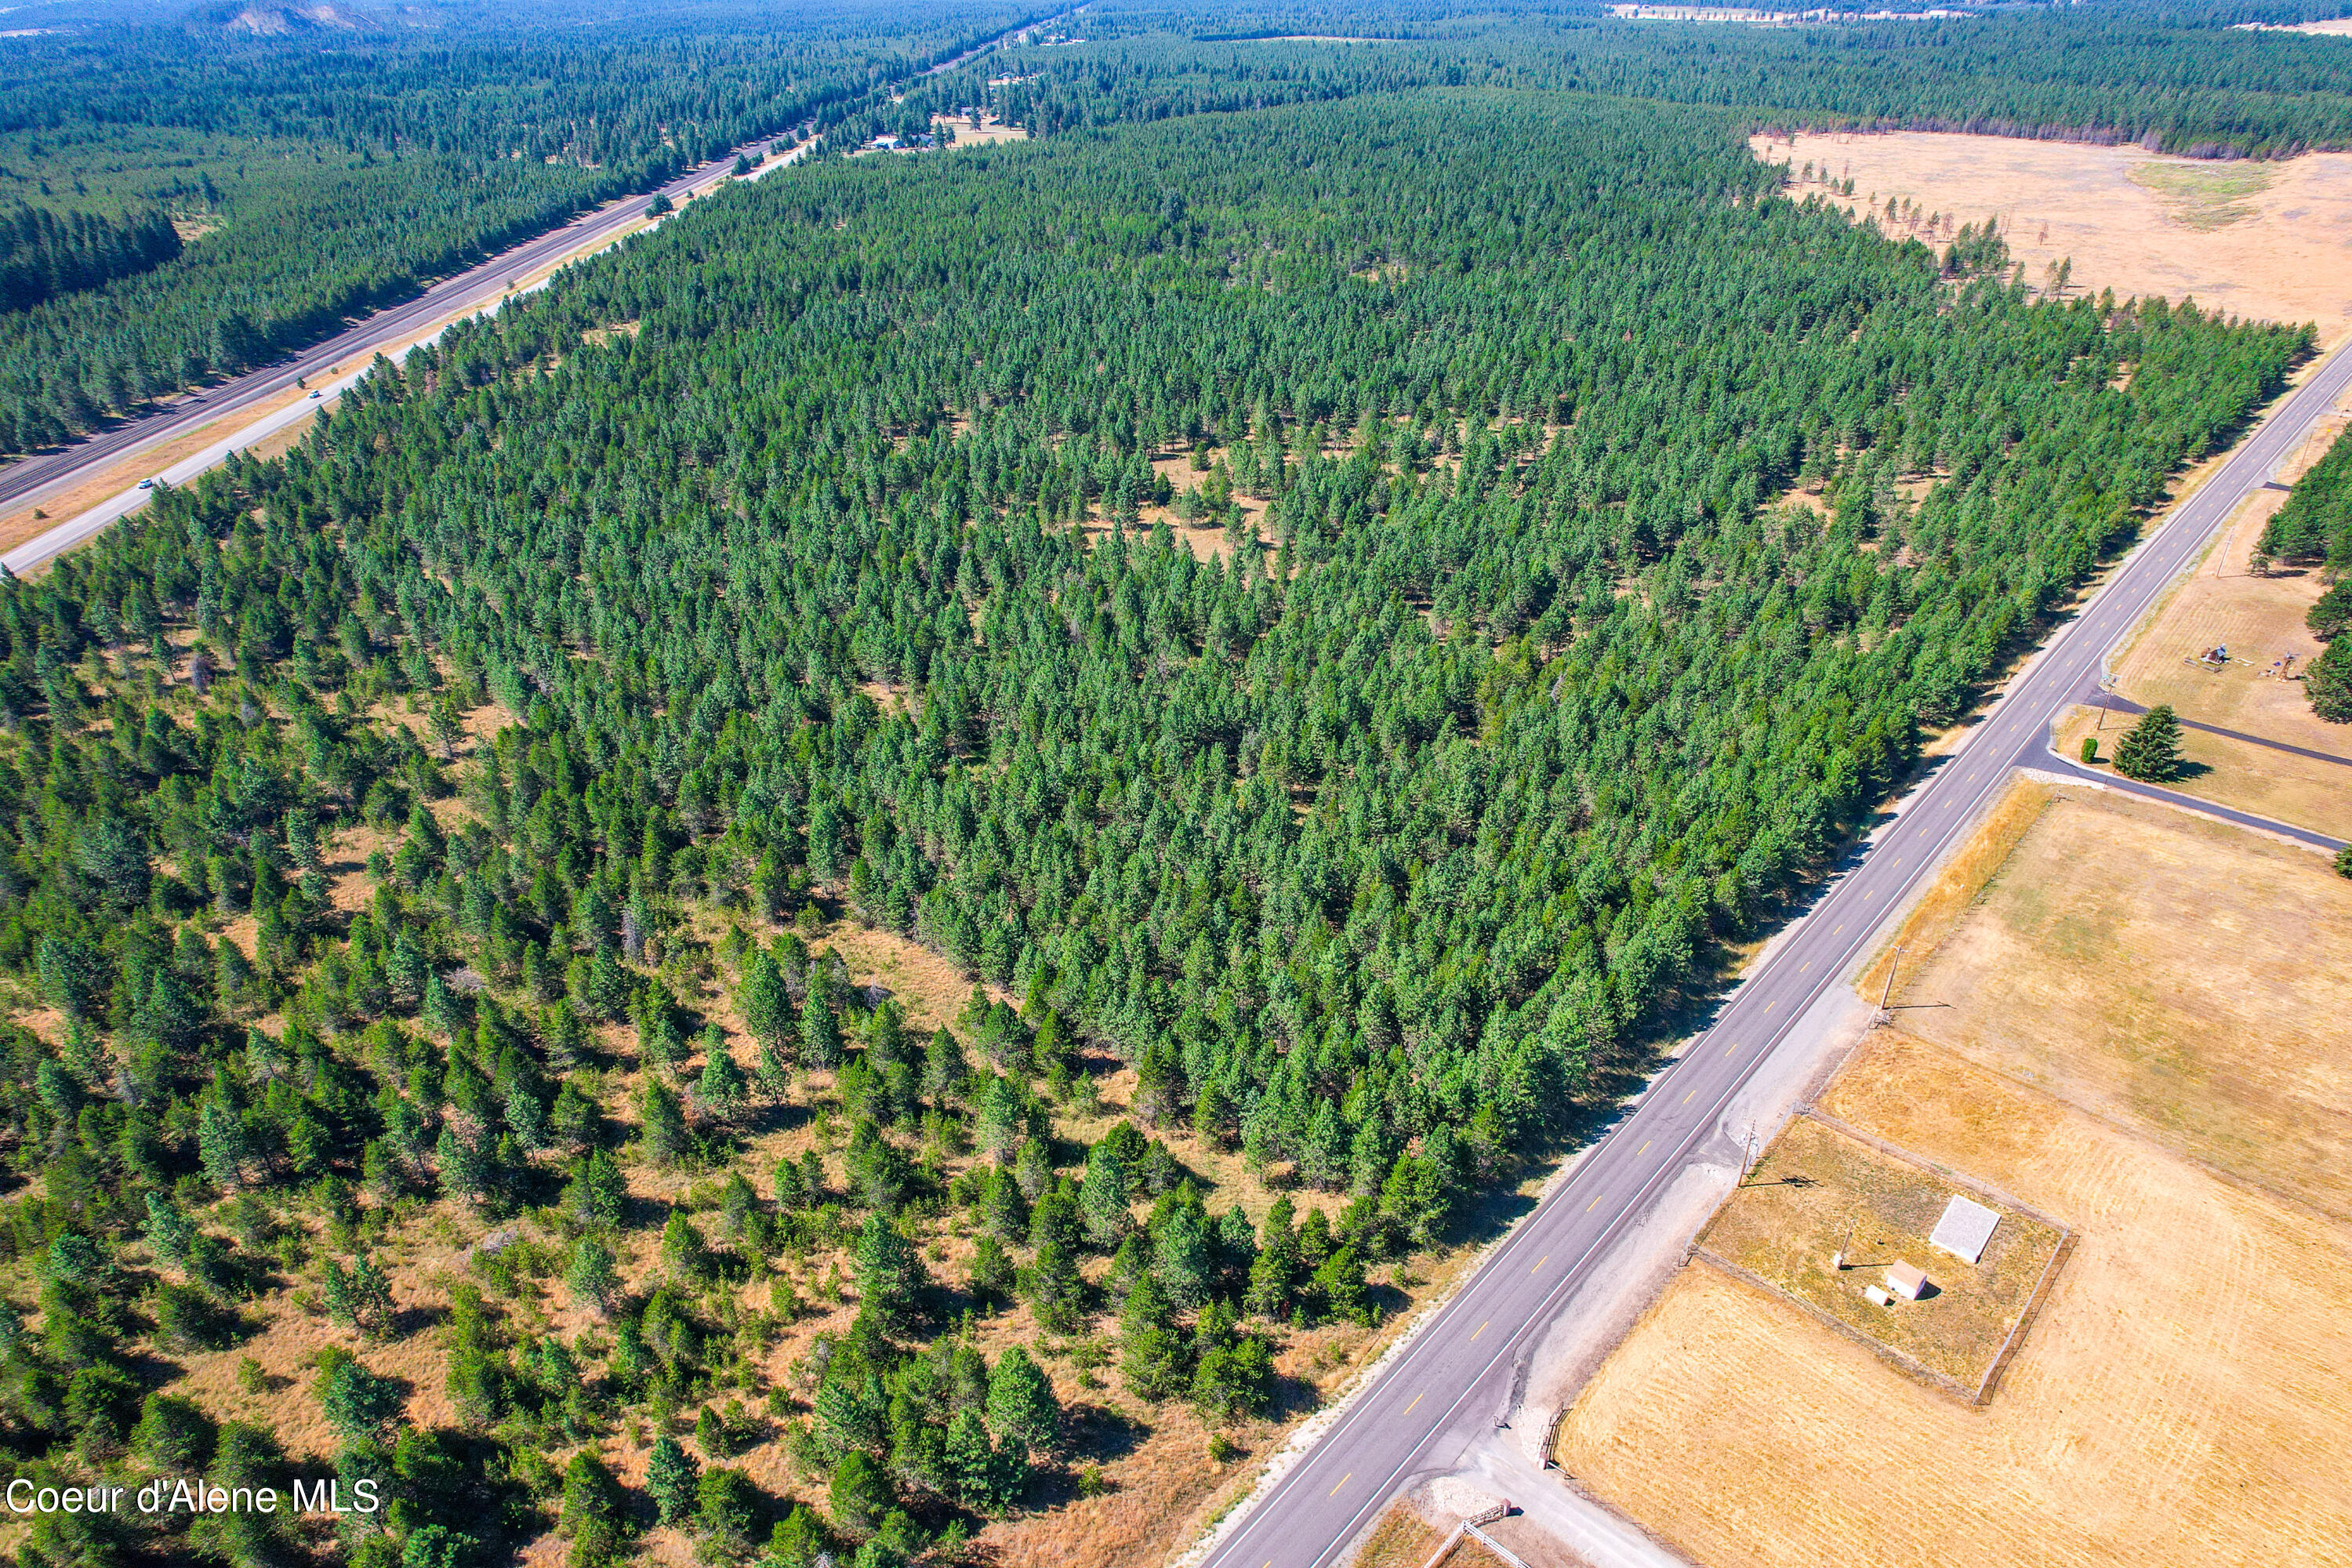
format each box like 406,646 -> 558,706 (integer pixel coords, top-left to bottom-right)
1752,132 -> 2352,340
1694,1115 -> 2063,1396
1557,1034 -> 2352,1568
1884,783 -> 2352,1217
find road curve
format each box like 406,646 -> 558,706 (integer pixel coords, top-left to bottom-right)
1198,340 -> 2352,1568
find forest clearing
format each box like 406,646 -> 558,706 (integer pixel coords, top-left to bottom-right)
1751,132 -> 2352,342
1551,780 -> 2352,1568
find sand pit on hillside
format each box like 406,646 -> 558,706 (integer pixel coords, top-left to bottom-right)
1884,784 -> 2352,1218
1751,132 -> 2352,342
1553,1031 -> 2352,1568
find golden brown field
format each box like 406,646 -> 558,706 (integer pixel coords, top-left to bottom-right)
1889,784 -> 2352,1218
1694,1116 -> 2062,1396
1552,781 -> 2352,1568
1751,132 -> 2352,342
1556,1029 -> 2352,1568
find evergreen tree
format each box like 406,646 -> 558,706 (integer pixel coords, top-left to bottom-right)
855,1214 -> 927,1334
2114,703 -> 2186,780
646,1433 -> 699,1526
1078,1138 -> 1131,1250
641,1080 -> 691,1167
1118,1272 -> 1190,1402
199,1099 -> 248,1190
985,1346 -> 1060,1456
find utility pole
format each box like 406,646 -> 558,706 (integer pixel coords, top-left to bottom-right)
1875,945 -> 1902,1028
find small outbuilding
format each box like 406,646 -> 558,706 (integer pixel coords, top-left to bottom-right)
1884,1261 -> 1929,1301
1931,1194 -> 2002,1265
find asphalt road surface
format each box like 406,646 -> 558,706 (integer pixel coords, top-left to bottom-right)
1200,342 -> 2352,1568
0,142 -> 784,523
0,5 -> 1069,528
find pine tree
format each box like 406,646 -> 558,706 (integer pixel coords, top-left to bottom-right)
697,1040 -> 747,1121
985,1346 -> 1059,1456
2114,703 -> 2185,781
568,1236 -> 619,1313
855,1214 -> 927,1334
1118,1272 -> 1190,1402
1244,1195 -> 1301,1319
641,1080 -> 691,1166
198,1100 -> 247,1190
2307,638 -> 2352,723
1078,1139 -> 1131,1250
646,1433 -> 699,1525
800,993 -> 842,1069
437,1123 -> 489,1203
144,1192 -> 194,1269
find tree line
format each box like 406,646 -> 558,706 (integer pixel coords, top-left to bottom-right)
0,78 -> 2310,1568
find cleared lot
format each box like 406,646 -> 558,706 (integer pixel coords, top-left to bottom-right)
1552,780 -> 2352,1568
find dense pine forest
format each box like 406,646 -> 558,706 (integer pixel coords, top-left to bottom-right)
0,8 -> 2334,1568
0,0 -> 1038,455
957,4 -> 2352,158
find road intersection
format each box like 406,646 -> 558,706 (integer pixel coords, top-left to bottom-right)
1196,340 -> 2352,1568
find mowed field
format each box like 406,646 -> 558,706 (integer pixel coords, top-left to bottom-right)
1552,782 -> 2352,1568
1892,785 -> 2352,1219
2055,392 -> 2352,839
1750,132 -> 2352,343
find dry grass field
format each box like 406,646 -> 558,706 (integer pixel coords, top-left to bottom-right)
1552,779 -> 2352,1568
1356,1503 -> 1449,1568
1695,1116 -> 2062,1394
931,111 -> 1029,146
2055,703 -> 2352,842
1557,1040 -> 2352,1568
1888,783 -> 2352,1219
2107,404 -> 2352,752
1750,132 -> 2352,342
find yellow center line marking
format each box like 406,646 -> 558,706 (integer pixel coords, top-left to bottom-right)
1798,961 -> 1811,973
1404,1392 -> 1424,1417
1530,1254 -> 1548,1273
1833,924 -> 1845,934
1588,1194 -> 1602,1210
1328,1471 -> 1352,1497
1682,1089 -> 1694,1104
1638,1139 -> 1652,1155
1725,1043 -> 1738,1056
1469,1322 -> 1488,1342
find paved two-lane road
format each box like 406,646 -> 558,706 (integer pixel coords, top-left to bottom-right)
1200,341 -> 2352,1568
0,139 -> 779,527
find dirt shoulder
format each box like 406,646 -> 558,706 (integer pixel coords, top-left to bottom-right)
1550,779 -> 2352,1567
